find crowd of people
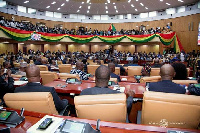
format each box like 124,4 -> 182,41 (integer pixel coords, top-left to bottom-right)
0,16 -> 172,35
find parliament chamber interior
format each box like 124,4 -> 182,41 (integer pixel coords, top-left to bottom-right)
0,0 -> 200,132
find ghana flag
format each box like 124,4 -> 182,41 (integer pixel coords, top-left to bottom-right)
108,23 -> 116,31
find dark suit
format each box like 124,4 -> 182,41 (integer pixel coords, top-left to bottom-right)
15,83 -> 68,113
80,87 -> 133,115
0,76 -> 14,100
151,64 -> 162,68
149,80 -> 186,94
110,73 -> 121,82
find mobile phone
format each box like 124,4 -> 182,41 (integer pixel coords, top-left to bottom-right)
38,118 -> 53,129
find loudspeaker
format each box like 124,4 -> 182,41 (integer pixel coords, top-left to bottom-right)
170,22 -> 172,26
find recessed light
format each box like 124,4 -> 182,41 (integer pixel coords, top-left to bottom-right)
106,11 -> 108,13
24,1 -> 29,3
87,10 -> 89,13
136,0 -> 138,1
79,6 -> 82,8
140,3 -> 144,6
105,6 -> 108,9
160,0 -> 163,1
61,3 -> 65,6
105,3 -> 107,4
87,0 -> 90,3
82,2 -> 84,4
113,3 -> 115,4
145,7 -> 148,9
116,10 -> 118,13
128,0 -> 131,3
66,0 -> 69,2
135,9 -> 138,11
46,6 -> 50,8
131,4 -> 134,7
114,6 -> 117,9
77,10 -> 80,12
166,3 -> 170,5
88,6 -> 90,9
57,8 -> 60,10
51,1 -> 56,4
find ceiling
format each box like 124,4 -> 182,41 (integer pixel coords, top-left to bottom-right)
5,0 -> 199,15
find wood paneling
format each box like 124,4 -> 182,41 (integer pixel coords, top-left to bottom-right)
68,44 -> 89,52
44,44 -> 66,52
136,44 -> 159,54
0,12 -> 199,53
0,43 -> 14,54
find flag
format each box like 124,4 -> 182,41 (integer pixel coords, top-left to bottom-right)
108,24 -> 116,31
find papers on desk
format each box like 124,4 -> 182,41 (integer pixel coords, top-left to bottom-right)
121,78 -> 127,81
113,86 -> 125,93
27,115 -> 63,133
14,81 -> 28,86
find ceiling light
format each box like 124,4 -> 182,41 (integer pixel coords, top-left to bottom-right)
46,6 -> 50,8
160,0 -> 163,1
51,1 -> 56,4
107,0 -> 110,3
136,0 -> 138,1
128,0 -> 131,3
79,6 -> 82,8
178,0 -> 184,2
145,7 -> 148,9
87,0 -> 90,3
87,10 -> 89,13
105,3 -> 107,4
24,1 -> 29,3
135,9 -> 138,11
140,3 -> 144,6
88,6 -> 90,9
106,11 -> 108,13
105,6 -> 108,9
113,3 -> 115,4
131,4 -> 134,7
89,3 -> 91,4
166,3 -> 170,5
66,0 -> 69,1
77,10 -> 80,12
114,6 -> 117,9
116,10 -> 118,13
61,3 -> 65,6
57,8 -> 60,10
82,2 -> 84,4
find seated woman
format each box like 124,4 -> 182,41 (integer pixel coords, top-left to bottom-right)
172,62 -> 187,80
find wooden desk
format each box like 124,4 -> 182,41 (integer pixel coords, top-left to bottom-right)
0,109 -> 198,133
44,81 -> 145,97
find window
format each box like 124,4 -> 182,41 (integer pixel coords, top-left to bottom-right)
45,11 -> 53,17
18,6 -> 26,13
0,1 -> 6,7
54,12 -> 62,18
28,8 -> 36,14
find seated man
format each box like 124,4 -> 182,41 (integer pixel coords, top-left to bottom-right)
0,68 -> 14,100
80,65 -> 134,115
108,63 -> 121,82
15,64 -> 68,113
15,62 -> 27,76
148,64 -> 186,94
151,58 -> 162,68
141,64 -> 151,77
70,61 -> 88,80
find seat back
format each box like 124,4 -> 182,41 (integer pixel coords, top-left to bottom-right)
40,73 -> 56,85
58,64 -> 72,73
40,71 -> 59,80
37,65 -> 48,71
57,60 -> 63,65
128,66 -> 143,76
172,80 -> 198,86
150,68 -> 160,76
187,68 -> 190,77
59,73 -> 80,80
4,92 -> 58,115
142,91 -> 200,129
0,58 -> 4,65
140,76 -> 161,83
114,67 -> 120,75
75,93 -> 127,123
13,62 -> 20,68
87,65 -> 100,75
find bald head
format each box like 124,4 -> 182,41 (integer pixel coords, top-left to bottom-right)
154,58 -> 159,64
76,61 -> 84,71
160,64 -> 175,80
108,63 -> 115,73
95,65 -> 110,87
26,64 -> 40,82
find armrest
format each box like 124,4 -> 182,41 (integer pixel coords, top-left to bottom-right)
59,104 -> 70,116
132,98 -> 143,103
